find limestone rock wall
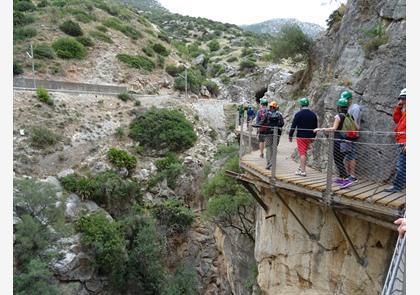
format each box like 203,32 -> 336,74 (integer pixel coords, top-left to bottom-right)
254,189 -> 396,295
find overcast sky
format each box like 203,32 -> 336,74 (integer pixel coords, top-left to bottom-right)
158,0 -> 346,28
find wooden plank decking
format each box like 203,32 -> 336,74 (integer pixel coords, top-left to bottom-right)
239,134 -> 405,217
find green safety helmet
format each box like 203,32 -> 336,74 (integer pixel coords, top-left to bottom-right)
260,98 -> 268,105
340,90 -> 353,100
299,97 -> 309,106
336,97 -> 349,107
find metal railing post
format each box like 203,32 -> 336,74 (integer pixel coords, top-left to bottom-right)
324,130 -> 334,205
270,127 -> 278,189
248,123 -> 252,154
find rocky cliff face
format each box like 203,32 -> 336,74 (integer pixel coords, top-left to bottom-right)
254,189 -> 396,295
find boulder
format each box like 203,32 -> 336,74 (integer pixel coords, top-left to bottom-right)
192,54 -> 206,66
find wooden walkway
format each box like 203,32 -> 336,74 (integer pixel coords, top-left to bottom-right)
240,135 -> 405,218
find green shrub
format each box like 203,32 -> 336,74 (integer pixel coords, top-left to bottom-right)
129,107 -> 197,153
239,59 -> 257,71
203,80 -> 220,96
208,39 -> 220,52
152,199 -> 194,234
142,46 -> 155,57
14,27 -> 37,41
72,10 -> 95,23
14,61 -> 24,76
117,92 -> 132,101
149,153 -> 184,189
209,63 -> 224,77
114,127 -> 125,139
37,0 -> 49,8
14,0 -> 36,12
33,43 -> 55,59
125,216 -> 165,293
103,17 -> 141,39
60,172 -> 140,205
158,32 -> 170,43
75,212 -> 127,289
36,86 -> 53,105
107,147 -> 137,171
14,259 -> 60,294
157,55 -> 165,68
360,21 -> 389,56
152,43 -> 170,56
174,69 -> 204,94
227,56 -> 238,63
220,75 -> 231,85
326,3 -> 346,32
59,20 -> 83,36
163,264 -> 198,295
76,36 -> 94,47
214,144 -> 239,160
96,25 -> 108,32
271,24 -> 314,63
51,0 -> 66,7
165,64 -> 184,77
116,54 -> 155,72
89,30 -> 113,43
30,126 -> 61,148
202,156 -> 255,240
13,11 -> 35,26
52,37 -> 87,59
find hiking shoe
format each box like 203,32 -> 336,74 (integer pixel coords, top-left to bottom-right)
266,163 -> 272,170
260,153 -> 264,158
295,169 -> 306,177
340,179 -> 353,189
347,176 -> 358,183
384,186 -> 402,193
334,177 -> 344,184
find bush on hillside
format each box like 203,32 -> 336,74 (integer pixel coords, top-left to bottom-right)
129,107 -> 197,153
33,43 -> 55,59
152,199 -> 194,234
226,56 -> 238,63
14,0 -> 36,12
60,171 -> 140,206
107,147 -> 137,171
36,86 -> 53,105
142,46 -> 154,57
209,63 -> 224,77
271,24 -> 314,63
202,80 -> 220,96
359,21 -> 389,56
117,92 -> 132,102
52,37 -> 87,59
13,11 -> 35,26
103,17 -> 141,39
326,3 -> 346,32
148,153 -> 184,189
14,27 -> 37,41
37,0 -> 49,8
163,264 -> 198,295
14,61 -> 24,76
158,32 -> 170,43
76,36 -> 94,47
165,64 -> 184,77
152,43 -> 170,56
71,10 -> 96,23
30,126 -> 61,148
89,30 -> 113,43
239,59 -> 257,71
75,212 -> 127,289
116,54 -> 155,72
59,20 -> 84,37
208,39 -> 220,52
174,69 -> 204,94
14,259 -> 60,294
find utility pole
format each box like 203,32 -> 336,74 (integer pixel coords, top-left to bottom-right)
184,66 -> 188,99
26,43 -> 36,89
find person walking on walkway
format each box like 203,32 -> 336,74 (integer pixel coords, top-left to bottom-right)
314,98 -> 353,189
341,90 -> 361,183
289,97 -> 318,176
262,101 -> 284,169
246,103 -> 255,127
255,98 -> 269,158
238,103 -> 245,126
385,88 -> 406,193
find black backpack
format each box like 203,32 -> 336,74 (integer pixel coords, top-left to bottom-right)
265,110 -> 284,134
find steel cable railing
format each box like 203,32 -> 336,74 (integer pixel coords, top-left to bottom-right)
239,123 -> 406,200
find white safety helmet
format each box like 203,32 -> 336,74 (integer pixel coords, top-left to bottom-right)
399,88 -> 406,98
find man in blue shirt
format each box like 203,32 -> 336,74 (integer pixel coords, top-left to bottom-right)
288,97 -> 318,176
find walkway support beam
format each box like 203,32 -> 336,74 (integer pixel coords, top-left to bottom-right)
332,209 -> 367,267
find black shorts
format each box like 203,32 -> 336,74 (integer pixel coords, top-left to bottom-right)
258,133 -> 266,142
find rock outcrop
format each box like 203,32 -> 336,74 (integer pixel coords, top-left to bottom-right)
254,188 -> 396,294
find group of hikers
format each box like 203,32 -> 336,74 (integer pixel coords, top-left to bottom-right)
243,88 -> 406,191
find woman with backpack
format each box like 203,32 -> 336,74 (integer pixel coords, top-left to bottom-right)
313,97 -> 353,189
